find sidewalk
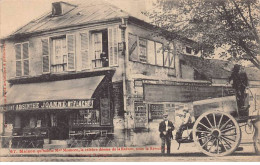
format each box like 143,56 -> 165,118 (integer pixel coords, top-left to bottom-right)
0,140 -> 256,157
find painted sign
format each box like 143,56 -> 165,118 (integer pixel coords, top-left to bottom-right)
0,99 -> 93,111
144,84 -> 234,102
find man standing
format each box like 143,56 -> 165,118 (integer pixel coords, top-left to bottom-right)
159,113 -> 174,155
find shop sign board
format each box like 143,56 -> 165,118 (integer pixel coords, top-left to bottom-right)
0,99 -> 93,111
144,84 -> 233,102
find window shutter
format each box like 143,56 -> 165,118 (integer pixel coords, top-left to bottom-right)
23,43 -> 29,75
67,34 -> 75,70
42,39 -> 50,73
129,33 -> 138,61
80,32 -> 90,69
108,27 -> 118,66
15,44 -> 22,76
147,40 -> 155,65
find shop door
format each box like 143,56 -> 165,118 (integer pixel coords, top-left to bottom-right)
57,113 -> 69,140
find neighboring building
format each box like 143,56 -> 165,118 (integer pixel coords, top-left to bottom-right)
0,0 -> 248,148
181,54 -> 260,117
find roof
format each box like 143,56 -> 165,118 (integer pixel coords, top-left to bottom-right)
9,0 -> 129,37
181,55 -> 260,81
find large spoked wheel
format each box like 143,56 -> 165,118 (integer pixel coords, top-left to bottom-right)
193,110 -> 241,157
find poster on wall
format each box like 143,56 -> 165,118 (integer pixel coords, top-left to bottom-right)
100,98 -> 111,126
134,101 -> 147,128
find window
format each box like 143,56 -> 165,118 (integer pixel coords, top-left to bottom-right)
128,33 -> 166,67
92,31 -> 106,68
92,28 -> 118,68
186,46 -> 192,54
52,36 -> 68,72
139,38 -> 147,63
15,42 -> 29,77
42,34 -> 75,73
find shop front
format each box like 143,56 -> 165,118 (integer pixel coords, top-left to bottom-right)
0,75 -> 114,148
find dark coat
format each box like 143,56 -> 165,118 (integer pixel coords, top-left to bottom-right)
159,120 -> 174,139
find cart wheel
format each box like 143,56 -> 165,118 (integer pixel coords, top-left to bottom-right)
193,110 -> 241,157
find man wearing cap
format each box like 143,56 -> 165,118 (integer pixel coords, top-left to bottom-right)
159,113 -> 174,155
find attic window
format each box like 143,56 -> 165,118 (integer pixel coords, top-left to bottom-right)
52,3 -> 62,16
52,2 -> 76,16
186,47 -> 192,54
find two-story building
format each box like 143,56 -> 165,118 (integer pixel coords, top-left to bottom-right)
0,0 -> 234,148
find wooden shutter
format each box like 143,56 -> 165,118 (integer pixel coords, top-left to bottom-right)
67,34 -> 75,70
108,27 -> 118,66
128,33 -> 138,61
80,32 -> 90,69
23,42 -> 29,75
147,40 -> 155,65
15,44 -> 22,76
42,38 -> 50,73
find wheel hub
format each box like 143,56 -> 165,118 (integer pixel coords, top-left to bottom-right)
211,129 -> 221,138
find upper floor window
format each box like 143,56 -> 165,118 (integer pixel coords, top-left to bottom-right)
15,42 -> 29,77
41,27 -> 119,73
128,33 -> 173,68
92,28 -> 118,68
41,34 -> 75,73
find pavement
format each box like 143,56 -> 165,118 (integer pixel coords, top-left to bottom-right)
0,139 -> 258,158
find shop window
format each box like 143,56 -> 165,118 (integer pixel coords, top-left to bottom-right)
15,42 -> 29,77
70,110 -> 100,126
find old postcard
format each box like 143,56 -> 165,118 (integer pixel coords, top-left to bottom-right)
0,0 -> 259,162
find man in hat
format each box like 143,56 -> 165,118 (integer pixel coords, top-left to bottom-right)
229,64 -> 248,108
159,113 -> 174,155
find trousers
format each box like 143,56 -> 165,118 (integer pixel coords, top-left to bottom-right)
161,136 -> 171,154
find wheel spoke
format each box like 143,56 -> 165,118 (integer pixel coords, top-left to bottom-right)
222,133 -> 237,136
205,115 -> 213,128
220,137 -> 232,148
221,126 -> 236,133
217,139 -> 219,154
208,138 -> 217,152
213,113 -> 217,128
202,137 -> 212,148
199,122 -> 211,131
197,134 -> 211,141
219,138 -> 228,152
218,114 -> 224,128
220,119 -> 231,130
221,135 -> 236,142
196,130 -> 211,134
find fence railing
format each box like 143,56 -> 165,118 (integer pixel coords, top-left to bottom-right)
0,136 -> 125,149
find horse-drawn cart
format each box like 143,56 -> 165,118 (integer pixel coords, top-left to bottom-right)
177,89 -> 259,157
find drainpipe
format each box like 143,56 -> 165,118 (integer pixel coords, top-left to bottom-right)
120,18 -> 128,122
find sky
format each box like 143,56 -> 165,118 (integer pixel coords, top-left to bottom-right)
0,0 -> 155,38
